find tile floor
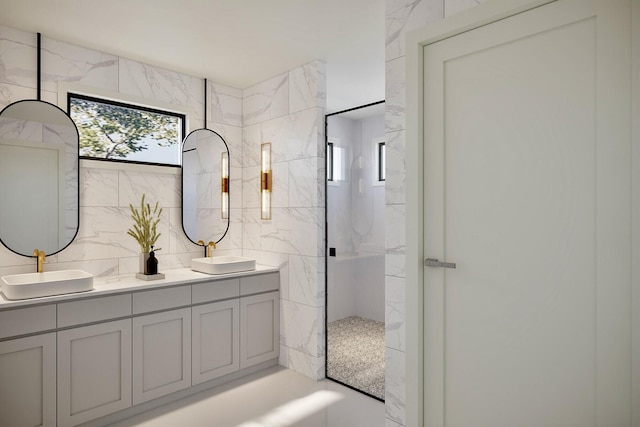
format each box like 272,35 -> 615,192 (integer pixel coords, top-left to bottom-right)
111,366 -> 385,427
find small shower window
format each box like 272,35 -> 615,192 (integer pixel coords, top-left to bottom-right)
373,137 -> 385,185
378,141 -> 385,181
68,93 -> 185,167
327,138 -> 344,186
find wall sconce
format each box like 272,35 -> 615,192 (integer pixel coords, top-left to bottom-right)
260,142 -> 272,220
221,151 -> 229,219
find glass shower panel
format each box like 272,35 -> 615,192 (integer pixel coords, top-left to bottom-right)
325,101 -> 385,401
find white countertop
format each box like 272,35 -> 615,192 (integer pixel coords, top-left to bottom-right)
0,265 -> 279,309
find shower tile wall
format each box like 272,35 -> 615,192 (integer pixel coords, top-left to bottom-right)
0,25 -> 327,381
383,0 -> 488,425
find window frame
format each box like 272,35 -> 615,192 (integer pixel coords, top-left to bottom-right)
57,82 -> 194,174
373,137 -> 385,186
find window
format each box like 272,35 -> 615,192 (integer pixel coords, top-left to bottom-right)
327,139 -> 344,185
69,93 -> 185,166
374,138 -> 385,184
327,142 -> 334,181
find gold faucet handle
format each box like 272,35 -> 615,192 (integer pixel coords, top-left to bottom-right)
197,240 -> 205,246
33,248 -> 40,257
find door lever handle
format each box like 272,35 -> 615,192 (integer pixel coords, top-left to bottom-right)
424,258 -> 456,269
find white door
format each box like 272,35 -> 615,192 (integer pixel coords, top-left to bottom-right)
423,1 -> 631,426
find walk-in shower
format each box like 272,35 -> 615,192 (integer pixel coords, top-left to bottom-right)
325,101 -> 385,400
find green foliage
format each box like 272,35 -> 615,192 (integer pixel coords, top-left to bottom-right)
70,98 -> 179,159
127,194 -> 163,253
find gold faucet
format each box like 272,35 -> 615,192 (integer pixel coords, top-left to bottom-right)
32,248 -> 46,273
197,240 -> 206,257
207,241 -> 217,257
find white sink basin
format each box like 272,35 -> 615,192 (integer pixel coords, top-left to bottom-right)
1,270 -> 94,300
191,256 -> 256,275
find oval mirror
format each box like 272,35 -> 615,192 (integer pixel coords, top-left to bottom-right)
181,128 -> 230,246
0,100 -> 80,256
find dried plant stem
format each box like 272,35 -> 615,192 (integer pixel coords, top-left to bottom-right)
127,193 -> 162,253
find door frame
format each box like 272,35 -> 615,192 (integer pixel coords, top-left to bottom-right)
404,0 -> 640,425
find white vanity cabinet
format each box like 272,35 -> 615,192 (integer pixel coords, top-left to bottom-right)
192,299 -> 240,384
0,333 -> 56,427
0,268 -> 280,426
191,278 -> 240,385
0,304 -> 56,427
240,291 -> 280,369
239,273 -> 280,369
57,319 -> 132,427
56,294 -> 133,427
132,286 -> 192,405
133,308 -> 192,405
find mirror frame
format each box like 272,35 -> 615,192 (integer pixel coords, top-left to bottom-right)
0,99 -> 80,257
180,128 -> 230,248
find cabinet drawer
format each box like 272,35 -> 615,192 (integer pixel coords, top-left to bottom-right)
0,305 -> 56,339
58,294 -> 132,328
192,279 -> 239,304
133,286 -> 190,314
240,273 -> 279,296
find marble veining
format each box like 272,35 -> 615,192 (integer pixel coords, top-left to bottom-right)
81,168 -> 118,207
261,208 -> 322,257
118,170 -> 181,209
280,299 -> 324,357
271,162 -> 290,208
385,130 -> 406,205
445,0 -> 487,17
385,57 -> 406,132
208,81 -> 242,127
42,37 -> 118,93
0,117 -> 42,141
385,276 -> 406,352
243,72 -> 289,126
288,157 -> 321,208
385,346 -> 406,425
386,0 -> 443,61
0,83 -> 55,108
0,25 -> 36,88
289,60 -> 327,114
289,255 -> 324,307
119,58 -> 203,121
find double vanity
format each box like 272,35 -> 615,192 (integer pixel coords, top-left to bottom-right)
0,266 -> 280,427
0,64 -> 276,427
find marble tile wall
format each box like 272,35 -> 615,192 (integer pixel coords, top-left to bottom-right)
383,0 -> 487,425
0,25 -> 243,278
241,60 -> 327,380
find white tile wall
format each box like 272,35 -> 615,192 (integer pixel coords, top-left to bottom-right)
242,61 -> 326,380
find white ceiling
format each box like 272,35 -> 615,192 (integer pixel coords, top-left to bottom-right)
0,0 -> 385,113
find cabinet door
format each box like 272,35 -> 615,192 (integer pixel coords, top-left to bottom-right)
133,307 -> 191,405
0,333 -> 56,427
57,319 -> 132,427
192,299 -> 239,385
240,291 -> 279,369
